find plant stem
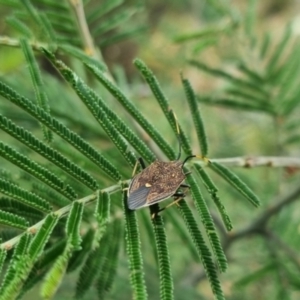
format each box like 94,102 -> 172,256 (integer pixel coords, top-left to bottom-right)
0,183 -> 122,251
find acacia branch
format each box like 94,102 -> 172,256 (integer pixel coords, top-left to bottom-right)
209,156 -> 300,168
68,0 -> 102,60
0,184 -> 122,251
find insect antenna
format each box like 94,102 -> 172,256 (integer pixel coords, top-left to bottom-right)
170,110 -> 182,160
182,155 -> 196,167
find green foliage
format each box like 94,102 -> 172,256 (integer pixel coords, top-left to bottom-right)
150,205 -> 174,300
209,162 -> 260,207
1,1 -> 293,299
123,187 -> 148,300
0,209 -> 29,230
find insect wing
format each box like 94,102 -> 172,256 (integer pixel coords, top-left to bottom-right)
127,185 -> 150,210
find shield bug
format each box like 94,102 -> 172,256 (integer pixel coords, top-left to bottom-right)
127,112 -> 201,216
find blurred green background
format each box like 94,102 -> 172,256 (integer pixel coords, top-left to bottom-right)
0,0 -> 300,299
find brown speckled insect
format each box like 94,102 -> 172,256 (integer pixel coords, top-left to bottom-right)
127,113 -> 200,215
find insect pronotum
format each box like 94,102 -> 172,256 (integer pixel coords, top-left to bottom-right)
127,112 -> 201,216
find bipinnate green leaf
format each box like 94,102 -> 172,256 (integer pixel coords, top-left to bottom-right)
59,44 -> 107,71
42,50 -> 138,167
0,248 -> 6,274
66,201 -> 84,250
0,81 -> 120,182
181,75 -> 208,156
195,165 -> 232,231
5,15 -> 33,38
75,247 -> 102,299
0,113 -> 98,190
189,60 -> 268,97
150,206 -> 174,300
0,234 -> 32,300
87,0 -> 123,23
67,229 -> 95,273
28,213 -> 59,261
0,209 -> 29,230
266,24 -> 292,76
186,173 -> 228,272
20,38 -> 52,142
122,188 -> 147,300
96,219 -> 122,299
0,141 -> 76,200
21,0 -> 56,43
41,244 -> 72,300
209,162 -> 260,207
133,58 -> 192,157
0,177 -> 51,212
177,201 -> 225,300
85,62 -> 176,160
75,227 -> 114,299
94,190 -> 111,243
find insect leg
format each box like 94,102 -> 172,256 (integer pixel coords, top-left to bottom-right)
151,196 -> 185,218
131,157 -> 147,177
138,157 -> 146,169
179,183 -> 190,188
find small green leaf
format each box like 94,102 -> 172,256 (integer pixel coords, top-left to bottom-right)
0,177 -> 51,212
150,206 -> 174,300
0,209 -> 29,230
177,201 -> 225,300
28,213 -> 59,261
66,202 -> 84,250
181,75 -> 208,156
209,162 -> 260,207
195,165 -> 232,231
41,245 -> 72,300
122,187 -> 147,300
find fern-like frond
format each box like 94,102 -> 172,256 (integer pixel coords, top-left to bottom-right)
31,184 -> 72,208
20,38 -> 52,142
0,248 -> 6,274
42,51 -> 137,167
0,233 -> 32,299
28,213 -> 59,261
266,24 -> 292,76
74,248 -> 99,298
87,0 -> 123,23
0,80 -> 121,182
59,44 -> 107,71
96,218 -> 122,299
134,58 -> 192,157
0,178 -> 51,212
177,201 -> 225,300
189,60 -> 268,97
197,96 -> 274,114
186,173 -> 228,272
181,75 -> 208,156
209,162 -> 260,207
0,209 -> 29,230
165,208 -> 199,261
86,63 -> 176,160
66,201 -> 84,250
40,243 -> 72,300
122,186 -> 147,300
0,141 -> 76,200
0,197 -> 43,224
195,164 -> 232,231
75,230 -> 111,299
150,206 -> 174,300
5,16 -> 33,38
0,114 -> 98,190
67,228 -> 94,273
21,0 -> 57,43
94,190 -> 110,243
